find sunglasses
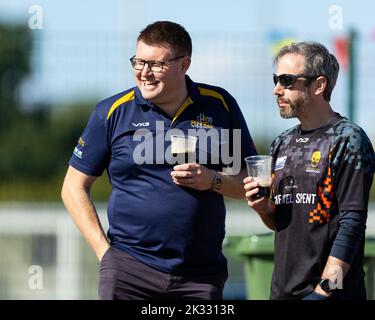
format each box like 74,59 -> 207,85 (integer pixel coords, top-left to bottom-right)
273,73 -> 319,89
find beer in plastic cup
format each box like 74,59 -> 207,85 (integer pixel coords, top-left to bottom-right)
171,135 -> 197,164
245,155 -> 272,198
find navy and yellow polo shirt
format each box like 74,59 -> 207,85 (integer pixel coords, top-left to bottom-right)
69,75 -> 256,276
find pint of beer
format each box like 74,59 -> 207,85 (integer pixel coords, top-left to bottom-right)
245,155 -> 272,198
171,135 -> 198,164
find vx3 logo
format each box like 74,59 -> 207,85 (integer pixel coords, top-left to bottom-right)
132,122 -> 150,127
296,137 -> 309,143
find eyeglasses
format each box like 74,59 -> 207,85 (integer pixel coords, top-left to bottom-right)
130,55 -> 185,72
273,73 -> 319,89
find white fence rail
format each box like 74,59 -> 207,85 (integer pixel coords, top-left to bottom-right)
0,202 -> 374,299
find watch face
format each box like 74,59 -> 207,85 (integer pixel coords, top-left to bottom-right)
213,175 -> 223,190
319,279 -> 334,293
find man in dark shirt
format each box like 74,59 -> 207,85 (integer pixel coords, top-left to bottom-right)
61,21 -> 256,299
244,41 -> 374,300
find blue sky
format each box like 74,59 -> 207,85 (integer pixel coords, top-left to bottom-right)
1,0 -> 375,141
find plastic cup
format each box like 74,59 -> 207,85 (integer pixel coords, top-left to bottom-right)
171,135 -> 197,163
245,155 -> 272,198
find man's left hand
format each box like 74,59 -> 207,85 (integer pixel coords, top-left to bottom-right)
171,163 -> 214,191
313,285 -> 332,298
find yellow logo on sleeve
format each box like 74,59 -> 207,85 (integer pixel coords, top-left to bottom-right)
78,137 -> 85,147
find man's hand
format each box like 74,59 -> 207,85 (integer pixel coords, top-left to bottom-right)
313,285 -> 331,298
244,176 -> 270,212
244,176 -> 276,230
171,163 -> 214,191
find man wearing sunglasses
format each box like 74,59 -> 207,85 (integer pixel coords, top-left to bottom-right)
244,41 -> 374,300
62,21 -> 256,299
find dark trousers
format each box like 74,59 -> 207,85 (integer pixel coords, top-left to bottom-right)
98,247 -> 228,300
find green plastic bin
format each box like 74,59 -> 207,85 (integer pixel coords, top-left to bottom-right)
227,233 -> 375,300
235,232 -> 275,300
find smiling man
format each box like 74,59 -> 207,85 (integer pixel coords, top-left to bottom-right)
244,41 -> 374,300
61,21 -> 257,300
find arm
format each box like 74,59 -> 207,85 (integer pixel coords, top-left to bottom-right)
170,164 -> 247,199
61,165 -> 110,262
303,255 -> 351,300
243,176 -> 276,230
312,129 -> 375,298
314,256 -> 350,297
314,210 -> 367,297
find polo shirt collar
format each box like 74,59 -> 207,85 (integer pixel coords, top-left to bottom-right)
134,86 -> 150,106
185,75 -> 200,102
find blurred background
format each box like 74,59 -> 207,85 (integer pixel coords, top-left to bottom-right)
0,0 -> 374,299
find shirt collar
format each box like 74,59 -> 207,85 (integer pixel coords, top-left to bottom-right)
134,86 -> 150,106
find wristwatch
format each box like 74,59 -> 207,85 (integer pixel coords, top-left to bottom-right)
318,278 -> 335,293
210,171 -> 223,192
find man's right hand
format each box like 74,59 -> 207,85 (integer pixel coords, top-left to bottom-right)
243,176 -> 270,210
243,176 -> 276,230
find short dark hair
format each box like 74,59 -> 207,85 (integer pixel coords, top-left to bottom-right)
138,21 -> 192,57
274,41 -> 339,102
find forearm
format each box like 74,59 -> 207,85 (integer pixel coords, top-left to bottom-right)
256,204 -> 276,230
330,210 -> 367,264
244,176 -> 276,230
61,170 -> 110,261
322,255 -> 351,281
215,168 -> 248,199
315,255 -> 350,296
171,165 -> 250,199
315,210 -> 366,296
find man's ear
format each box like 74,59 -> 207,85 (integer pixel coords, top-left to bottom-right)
314,76 -> 327,97
181,56 -> 191,73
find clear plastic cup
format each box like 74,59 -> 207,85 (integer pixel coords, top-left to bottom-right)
171,135 -> 198,163
245,155 -> 272,198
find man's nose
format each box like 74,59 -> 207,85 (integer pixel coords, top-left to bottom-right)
273,82 -> 284,96
140,63 -> 153,77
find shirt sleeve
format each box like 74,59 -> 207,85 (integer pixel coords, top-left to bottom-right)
330,210 -> 367,264
68,107 -> 110,176
332,127 -> 375,211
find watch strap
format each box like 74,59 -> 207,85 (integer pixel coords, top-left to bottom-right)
210,171 -> 223,192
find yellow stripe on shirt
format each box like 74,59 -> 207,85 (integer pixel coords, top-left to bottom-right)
171,97 -> 194,125
198,87 -> 230,112
107,90 -> 135,120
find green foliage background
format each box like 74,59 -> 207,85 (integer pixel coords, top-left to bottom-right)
0,23 -> 111,201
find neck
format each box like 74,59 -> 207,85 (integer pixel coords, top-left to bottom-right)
299,102 -> 336,131
155,84 -> 188,118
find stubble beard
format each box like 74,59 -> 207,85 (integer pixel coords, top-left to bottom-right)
279,95 -> 309,119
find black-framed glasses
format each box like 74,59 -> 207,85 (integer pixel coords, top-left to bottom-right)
273,73 -> 319,89
130,55 -> 185,72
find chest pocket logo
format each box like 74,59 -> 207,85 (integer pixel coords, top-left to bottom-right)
191,113 -> 214,129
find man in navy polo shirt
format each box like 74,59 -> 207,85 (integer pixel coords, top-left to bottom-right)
62,21 -> 256,300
